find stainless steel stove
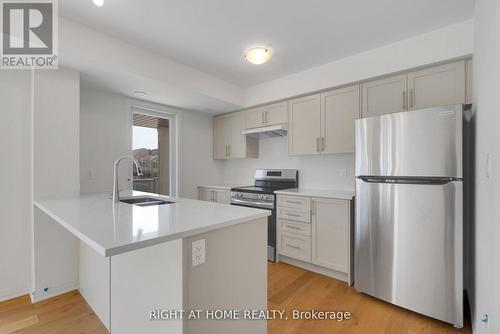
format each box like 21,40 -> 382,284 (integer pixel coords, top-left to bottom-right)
231,169 -> 298,262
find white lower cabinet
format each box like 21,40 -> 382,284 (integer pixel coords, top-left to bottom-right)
197,186 -> 231,204
311,198 -> 349,273
277,194 -> 351,283
278,231 -> 311,262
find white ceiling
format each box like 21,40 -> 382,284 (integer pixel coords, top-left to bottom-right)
60,0 -> 473,88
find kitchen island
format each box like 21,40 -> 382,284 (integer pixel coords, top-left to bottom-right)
33,191 -> 270,334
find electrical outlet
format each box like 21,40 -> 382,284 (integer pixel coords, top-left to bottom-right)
87,170 -> 93,180
192,239 -> 206,267
339,168 -> 347,178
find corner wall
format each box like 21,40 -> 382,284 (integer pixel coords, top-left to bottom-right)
471,0 -> 499,333
0,72 -> 32,302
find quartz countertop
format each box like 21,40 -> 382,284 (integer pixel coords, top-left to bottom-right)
197,184 -> 248,190
275,188 -> 355,200
34,191 -> 270,257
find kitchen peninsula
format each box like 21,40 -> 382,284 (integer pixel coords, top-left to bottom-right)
33,191 -> 270,334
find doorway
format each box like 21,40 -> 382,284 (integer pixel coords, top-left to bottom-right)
132,113 -> 170,195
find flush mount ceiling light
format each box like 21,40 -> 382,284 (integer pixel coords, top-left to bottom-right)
244,47 -> 273,65
133,91 -> 147,98
93,0 -> 104,7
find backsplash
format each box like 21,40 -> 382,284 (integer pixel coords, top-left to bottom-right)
223,136 -> 355,189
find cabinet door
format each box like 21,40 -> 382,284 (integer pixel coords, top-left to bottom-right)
214,189 -> 231,204
213,116 -> 229,160
246,106 -> 266,129
361,74 -> 407,118
466,59 -> 473,104
312,198 -> 349,272
321,85 -> 360,154
407,61 -> 465,110
198,187 -> 213,202
288,94 -> 321,155
229,112 -> 246,158
266,102 -> 287,125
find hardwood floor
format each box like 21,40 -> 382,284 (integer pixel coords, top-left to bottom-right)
268,262 -> 471,334
0,262 -> 471,334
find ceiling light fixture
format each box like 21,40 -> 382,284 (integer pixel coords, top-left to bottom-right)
133,91 -> 147,98
93,0 -> 104,7
244,47 -> 272,65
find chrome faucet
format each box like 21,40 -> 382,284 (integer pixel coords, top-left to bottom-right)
112,156 -> 142,204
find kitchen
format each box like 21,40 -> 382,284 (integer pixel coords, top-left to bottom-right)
0,1 -> 498,334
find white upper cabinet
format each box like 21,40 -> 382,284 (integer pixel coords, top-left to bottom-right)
407,61 -> 465,110
246,106 -> 267,129
213,115 -> 229,160
362,74 -> 407,118
213,112 -> 258,160
266,102 -> 287,126
466,58 -> 473,104
311,198 -> 350,273
288,86 -> 360,155
321,85 -> 360,154
229,111 -> 247,158
288,94 -> 322,155
246,102 -> 287,129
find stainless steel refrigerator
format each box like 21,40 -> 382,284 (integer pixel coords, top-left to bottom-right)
354,104 -> 470,328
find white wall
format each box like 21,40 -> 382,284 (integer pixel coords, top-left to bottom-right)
32,69 -> 80,302
0,71 -> 32,302
80,88 -> 133,194
80,87 -> 224,199
223,137 -> 355,190
245,20 -> 474,107
471,0 -> 499,333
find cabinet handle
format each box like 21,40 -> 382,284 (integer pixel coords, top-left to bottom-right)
286,224 -> 301,230
265,111 -> 269,124
403,91 -> 406,110
322,137 -> 325,151
410,89 -> 414,109
286,244 -> 301,250
316,137 -> 320,152
286,200 -> 301,205
261,112 -> 265,125
286,212 -> 300,217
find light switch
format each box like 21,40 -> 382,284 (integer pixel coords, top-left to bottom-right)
192,239 -> 206,267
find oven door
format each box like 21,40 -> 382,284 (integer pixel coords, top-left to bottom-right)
230,198 -> 276,262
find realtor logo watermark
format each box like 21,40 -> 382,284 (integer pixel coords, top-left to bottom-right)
1,0 -> 58,69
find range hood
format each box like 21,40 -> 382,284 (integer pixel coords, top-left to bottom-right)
242,124 -> 288,138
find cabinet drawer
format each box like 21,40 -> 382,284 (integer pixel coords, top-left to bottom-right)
277,207 -> 310,223
277,195 -> 310,211
279,219 -> 311,235
278,231 -> 311,262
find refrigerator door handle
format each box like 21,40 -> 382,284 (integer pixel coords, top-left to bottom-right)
359,176 -> 459,185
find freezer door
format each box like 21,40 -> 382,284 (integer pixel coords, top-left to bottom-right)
355,104 -> 463,178
354,178 -> 463,327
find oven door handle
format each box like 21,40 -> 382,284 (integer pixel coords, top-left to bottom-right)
231,198 -> 274,209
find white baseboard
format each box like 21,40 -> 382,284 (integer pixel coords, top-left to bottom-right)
0,287 -> 29,303
30,281 -> 79,303
278,255 -> 349,284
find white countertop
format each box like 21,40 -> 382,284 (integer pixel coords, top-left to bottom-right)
275,188 -> 355,200
198,184 -> 247,190
34,191 -> 270,257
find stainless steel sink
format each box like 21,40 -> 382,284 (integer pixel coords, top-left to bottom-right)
120,196 -> 174,207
